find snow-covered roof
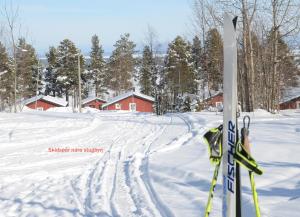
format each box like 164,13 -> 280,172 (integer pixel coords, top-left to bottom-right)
280,93 -> 300,103
280,77 -> 300,103
24,95 -> 68,107
102,91 -> 155,108
82,96 -> 106,105
203,91 -> 223,101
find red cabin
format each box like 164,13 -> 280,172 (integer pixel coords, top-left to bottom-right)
82,97 -> 106,110
280,95 -> 300,110
25,95 -> 68,111
205,92 -> 223,108
102,91 -> 154,112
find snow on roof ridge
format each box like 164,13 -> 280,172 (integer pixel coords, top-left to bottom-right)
203,91 -> 223,100
281,82 -> 300,103
102,91 -> 154,108
24,95 -> 68,106
82,96 -> 106,104
280,94 -> 300,103
133,91 -> 155,102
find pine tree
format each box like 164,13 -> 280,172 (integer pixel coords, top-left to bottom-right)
204,28 -> 223,91
164,36 -> 196,107
107,33 -> 136,94
89,34 -> 106,97
191,36 -> 203,95
139,45 -> 155,96
0,42 -> 13,110
16,38 -> 40,99
45,46 -> 60,96
56,39 -> 84,102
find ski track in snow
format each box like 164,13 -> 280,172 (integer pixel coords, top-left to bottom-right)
0,110 -> 299,216
0,112 -> 188,217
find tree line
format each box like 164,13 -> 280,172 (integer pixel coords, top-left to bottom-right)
0,0 -> 299,113
0,32 -> 226,113
192,0 -> 300,112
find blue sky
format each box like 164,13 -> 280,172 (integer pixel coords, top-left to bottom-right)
13,0 -> 192,55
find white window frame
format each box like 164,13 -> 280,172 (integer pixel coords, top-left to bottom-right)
296,101 -> 300,109
129,103 -> 136,112
115,103 -> 121,110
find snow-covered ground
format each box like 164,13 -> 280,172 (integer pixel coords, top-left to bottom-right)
0,109 -> 299,217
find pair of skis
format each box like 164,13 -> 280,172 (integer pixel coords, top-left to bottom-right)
203,116 -> 262,217
203,14 -> 239,217
203,14 -> 262,217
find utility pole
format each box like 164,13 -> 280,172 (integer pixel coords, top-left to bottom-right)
13,44 -> 17,113
179,69 -> 181,95
77,53 -> 82,113
13,47 -> 28,113
0,70 -> 8,112
35,58 -> 40,109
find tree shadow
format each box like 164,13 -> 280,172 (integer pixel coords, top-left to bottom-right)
0,196 -> 112,217
259,161 -> 300,169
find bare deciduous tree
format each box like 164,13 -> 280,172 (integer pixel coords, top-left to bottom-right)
1,1 -> 21,112
191,0 -> 300,112
268,0 -> 300,111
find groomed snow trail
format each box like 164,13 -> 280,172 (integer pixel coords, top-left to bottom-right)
0,111 -> 194,217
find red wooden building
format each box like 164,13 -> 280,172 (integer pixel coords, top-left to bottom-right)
102,91 -> 154,112
280,95 -> 300,110
204,92 -> 223,108
82,97 -> 106,110
25,95 -> 67,111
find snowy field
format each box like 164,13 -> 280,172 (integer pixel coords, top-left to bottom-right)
0,109 -> 299,217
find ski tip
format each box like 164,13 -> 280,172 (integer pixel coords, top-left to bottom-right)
223,13 -> 238,29
232,16 -> 238,29
223,12 -> 230,21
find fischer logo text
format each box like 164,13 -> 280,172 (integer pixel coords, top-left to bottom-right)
227,120 -> 235,193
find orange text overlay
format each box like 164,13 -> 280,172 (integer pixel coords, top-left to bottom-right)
48,147 -> 104,153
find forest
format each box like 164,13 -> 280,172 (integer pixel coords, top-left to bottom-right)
0,0 -> 299,113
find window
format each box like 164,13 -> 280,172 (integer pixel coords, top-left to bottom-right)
216,102 -> 223,112
129,103 -> 136,112
115,103 -> 121,110
216,102 -> 223,108
37,107 -> 43,111
297,101 -> 300,109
